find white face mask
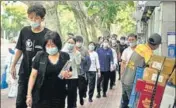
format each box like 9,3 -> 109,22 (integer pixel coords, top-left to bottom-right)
103,42 -> 109,49
111,40 -> 116,47
89,45 -> 95,51
120,40 -> 125,45
76,42 -> 83,48
129,41 -> 137,47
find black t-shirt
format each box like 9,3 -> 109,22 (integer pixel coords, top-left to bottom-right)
32,52 -> 70,100
120,44 -> 128,54
16,26 -> 50,76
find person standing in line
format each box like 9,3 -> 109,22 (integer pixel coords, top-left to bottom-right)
61,37 -> 81,108
121,34 -> 137,76
86,42 -> 101,102
95,36 -> 104,50
96,39 -> 114,98
118,36 -> 128,80
26,31 -> 72,108
10,4 -> 50,108
109,41 -> 118,90
75,36 -> 89,106
110,34 -> 120,83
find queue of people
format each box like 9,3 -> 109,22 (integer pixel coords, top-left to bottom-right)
8,3 -> 163,108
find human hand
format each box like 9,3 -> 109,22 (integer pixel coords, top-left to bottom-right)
26,96 -> 32,107
97,72 -> 101,78
60,70 -> 72,79
10,65 -> 17,79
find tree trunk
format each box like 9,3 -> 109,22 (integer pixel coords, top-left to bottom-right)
45,4 -> 62,36
67,1 -> 89,46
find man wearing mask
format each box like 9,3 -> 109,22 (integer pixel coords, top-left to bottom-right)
118,36 -> 128,80
111,34 -> 120,83
95,36 -> 104,50
75,36 -> 88,106
96,39 -> 113,98
10,4 -> 50,108
121,34 -> 137,76
120,33 -> 162,108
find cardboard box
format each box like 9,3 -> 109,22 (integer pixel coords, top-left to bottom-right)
135,79 -> 165,97
137,93 -> 162,108
142,68 -> 169,86
161,58 -> 175,75
168,68 -> 176,85
148,55 -> 165,70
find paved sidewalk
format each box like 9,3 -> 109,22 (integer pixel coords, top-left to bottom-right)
1,78 -> 122,108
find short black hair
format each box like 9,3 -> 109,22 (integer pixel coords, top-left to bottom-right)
98,36 -> 104,41
43,31 -> 62,51
116,40 -> 120,43
89,41 -> 96,46
75,35 -> 83,42
128,33 -> 137,39
27,4 -> 46,18
103,38 -> 110,42
111,34 -> 117,38
67,33 -> 74,36
120,36 -> 126,40
66,37 -> 76,43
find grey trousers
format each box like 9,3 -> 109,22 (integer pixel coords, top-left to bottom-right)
121,83 -> 133,108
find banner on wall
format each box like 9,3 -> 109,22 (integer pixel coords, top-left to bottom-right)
167,32 -> 176,58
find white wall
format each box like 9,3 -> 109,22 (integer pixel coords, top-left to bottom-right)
146,1 -> 175,56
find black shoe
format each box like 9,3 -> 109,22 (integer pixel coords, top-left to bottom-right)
80,98 -> 84,105
110,86 -> 113,90
89,98 -> 93,102
96,93 -> 101,98
103,93 -> 107,97
83,94 -> 87,98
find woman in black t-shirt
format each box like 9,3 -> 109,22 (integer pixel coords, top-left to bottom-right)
26,31 -> 72,108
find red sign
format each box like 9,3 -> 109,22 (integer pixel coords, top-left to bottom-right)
136,79 -> 165,97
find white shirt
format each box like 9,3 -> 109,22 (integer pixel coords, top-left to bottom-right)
111,48 -> 118,65
88,51 -> 100,72
121,47 -> 134,65
110,48 -> 118,71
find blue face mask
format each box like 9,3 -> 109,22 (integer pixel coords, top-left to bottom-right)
46,47 -> 58,55
30,21 -> 40,29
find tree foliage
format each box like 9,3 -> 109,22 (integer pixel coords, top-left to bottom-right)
1,2 -> 27,33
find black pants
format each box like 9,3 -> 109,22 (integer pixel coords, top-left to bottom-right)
118,63 -> 121,79
67,79 -> 78,108
87,71 -> 96,99
78,76 -> 87,100
33,98 -> 65,108
16,75 -> 28,108
97,72 -> 110,94
110,70 -> 116,88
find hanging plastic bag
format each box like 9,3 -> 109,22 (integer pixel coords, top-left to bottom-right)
8,78 -> 18,98
1,65 -> 8,89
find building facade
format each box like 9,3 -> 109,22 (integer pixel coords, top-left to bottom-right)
135,1 -> 175,56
